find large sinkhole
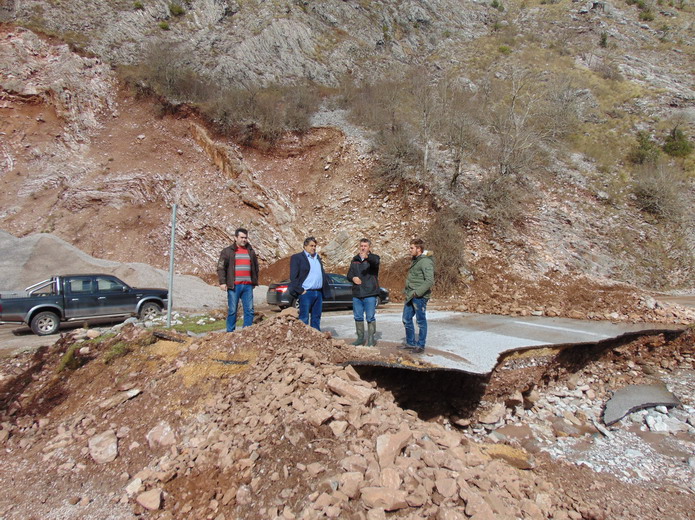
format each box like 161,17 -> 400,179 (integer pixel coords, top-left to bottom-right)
346,328 -> 688,424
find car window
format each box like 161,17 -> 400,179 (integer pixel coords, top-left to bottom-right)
96,276 -> 127,292
67,276 -> 93,294
329,274 -> 350,284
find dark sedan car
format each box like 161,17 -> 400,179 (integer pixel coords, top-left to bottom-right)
266,273 -> 390,310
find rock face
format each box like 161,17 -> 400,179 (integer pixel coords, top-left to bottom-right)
0,29 -> 116,142
3,1 -> 489,86
1,6 -> 695,316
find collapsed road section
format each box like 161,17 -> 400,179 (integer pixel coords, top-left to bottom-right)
321,310 -> 685,374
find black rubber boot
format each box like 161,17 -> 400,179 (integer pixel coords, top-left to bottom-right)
351,321 -> 365,346
366,321 -> 377,346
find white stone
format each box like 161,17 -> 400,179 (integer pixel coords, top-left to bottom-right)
88,430 -> 118,464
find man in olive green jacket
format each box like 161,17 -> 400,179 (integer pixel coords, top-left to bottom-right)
402,238 -> 434,353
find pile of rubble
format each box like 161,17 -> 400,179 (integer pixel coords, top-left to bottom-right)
462,330 -> 695,516
0,314 -> 693,519
0,313 -> 593,520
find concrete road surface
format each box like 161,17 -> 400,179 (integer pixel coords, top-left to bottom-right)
321,310 -> 683,375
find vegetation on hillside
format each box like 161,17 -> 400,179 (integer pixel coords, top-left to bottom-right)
4,0 -> 694,290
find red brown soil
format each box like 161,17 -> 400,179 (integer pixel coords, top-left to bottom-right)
1,317 -> 693,519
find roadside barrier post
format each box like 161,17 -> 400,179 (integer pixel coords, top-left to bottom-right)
166,203 -> 177,328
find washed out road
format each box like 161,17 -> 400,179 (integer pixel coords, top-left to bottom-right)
321,309 -> 683,375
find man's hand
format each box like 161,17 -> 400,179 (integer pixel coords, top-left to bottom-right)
220,284 -> 227,291
352,277 -> 362,285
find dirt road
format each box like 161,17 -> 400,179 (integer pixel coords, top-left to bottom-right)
0,323 -> 57,357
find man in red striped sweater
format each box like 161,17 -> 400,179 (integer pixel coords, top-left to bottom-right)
216,228 -> 259,332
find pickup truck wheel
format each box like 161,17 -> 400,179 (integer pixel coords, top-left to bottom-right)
30,311 -> 60,336
139,302 -> 162,321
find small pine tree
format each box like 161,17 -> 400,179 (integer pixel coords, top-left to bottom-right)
628,131 -> 661,164
663,127 -> 693,158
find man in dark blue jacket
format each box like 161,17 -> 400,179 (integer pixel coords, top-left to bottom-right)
288,237 -> 331,330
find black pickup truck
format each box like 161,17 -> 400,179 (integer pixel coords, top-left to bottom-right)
0,274 -> 168,335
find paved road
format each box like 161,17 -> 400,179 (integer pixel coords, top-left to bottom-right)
321,309 -> 683,375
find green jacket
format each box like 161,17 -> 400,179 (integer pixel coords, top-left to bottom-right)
404,251 -> 435,301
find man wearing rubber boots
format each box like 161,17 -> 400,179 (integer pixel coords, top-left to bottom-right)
402,238 -> 434,354
347,238 -> 381,346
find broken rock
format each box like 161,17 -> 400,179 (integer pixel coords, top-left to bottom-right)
376,429 -> 412,468
360,487 -> 408,511
88,429 -> 118,464
136,488 -> 162,510
327,377 -> 379,406
146,422 -> 176,448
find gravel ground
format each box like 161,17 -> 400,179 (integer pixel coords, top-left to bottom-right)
0,230 -> 226,311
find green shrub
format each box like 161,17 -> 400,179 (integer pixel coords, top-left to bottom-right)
169,3 -> 185,16
639,9 -> 655,21
491,0 -> 504,10
599,32 -> 608,48
663,127 -> 693,158
498,45 -> 512,54
104,342 -> 131,364
133,1 -> 144,9
159,21 -> 170,30
57,343 -> 81,372
628,131 -> 661,164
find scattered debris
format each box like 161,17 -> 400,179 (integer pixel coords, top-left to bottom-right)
602,383 -> 681,426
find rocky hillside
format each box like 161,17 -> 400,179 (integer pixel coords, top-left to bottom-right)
0,0 -> 693,304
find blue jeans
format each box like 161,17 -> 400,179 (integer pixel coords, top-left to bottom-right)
353,296 -> 377,323
298,290 -> 323,330
226,284 -> 254,332
402,297 -> 428,347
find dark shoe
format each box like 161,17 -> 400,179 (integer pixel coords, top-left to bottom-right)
351,321 -> 365,346
366,321 -> 377,346
398,342 -> 417,350
409,346 -> 425,354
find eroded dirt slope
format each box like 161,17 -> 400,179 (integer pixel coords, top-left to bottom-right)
1,26 -> 694,326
